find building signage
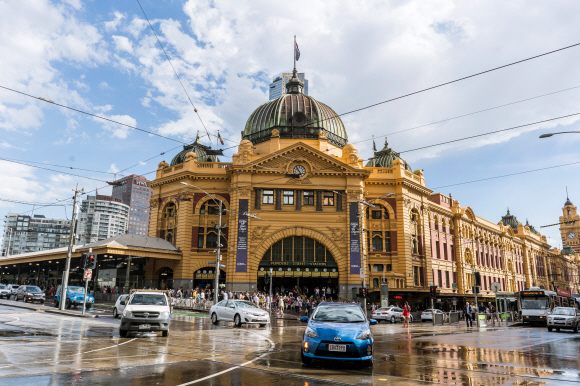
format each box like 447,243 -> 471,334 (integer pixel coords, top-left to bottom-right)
235,199 -> 248,273
557,288 -> 572,297
349,202 -> 361,275
521,291 -> 544,296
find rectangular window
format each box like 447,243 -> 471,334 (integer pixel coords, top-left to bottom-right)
283,190 -> 294,205
443,243 -> 447,260
386,264 -> 392,271
385,231 -> 391,252
197,228 -> 205,248
372,231 -> 383,251
436,241 -> 440,259
413,266 -> 419,286
445,271 -> 450,288
371,210 -> 381,219
438,270 -> 442,287
303,191 -> 314,205
283,237 -> 293,261
304,238 -> 314,262
272,240 -> 282,261
199,203 -> 206,215
263,190 -> 274,204
294,236 -> 303,262
315,241 -> 325,262
372,264 -> 383,272
323,192 -> 334,206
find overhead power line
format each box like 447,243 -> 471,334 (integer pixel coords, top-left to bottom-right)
399,111 -> 580,154
136,0 -> 213,144
309,41 -> 580,126
0,157 -> 109,183
0,157 -> 119,175
0,85 -> 188,145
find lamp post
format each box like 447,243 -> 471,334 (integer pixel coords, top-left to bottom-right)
180,182 -> 224,303
539,131 -> 580,138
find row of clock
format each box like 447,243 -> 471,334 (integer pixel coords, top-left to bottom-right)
568,232 -> 576,239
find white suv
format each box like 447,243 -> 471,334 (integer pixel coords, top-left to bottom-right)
119,290 -> 174,338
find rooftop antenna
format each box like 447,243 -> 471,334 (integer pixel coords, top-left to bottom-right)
566,186 -> 569,201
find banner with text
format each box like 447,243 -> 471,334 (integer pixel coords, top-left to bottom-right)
235,199 -> 249,272
349,201 -> 361,275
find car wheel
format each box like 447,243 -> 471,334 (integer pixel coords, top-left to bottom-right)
301,351 -> 313,366
234,314 -> 242,327
556,328 -> 560,332
65,300 -> 71,309
162,330 -> 169,337
391,316 -> 396,324
119,328 -> 128,338
574,323 -> 579,334
113,308 -> 118,318
547,327 -> 552,332
211,313 -> 219,325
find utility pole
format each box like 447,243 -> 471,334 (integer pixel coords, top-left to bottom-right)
60,184 -> 83,311
124,256 -> 132,294
269,267 -> 273,312
214,199 -> 223,302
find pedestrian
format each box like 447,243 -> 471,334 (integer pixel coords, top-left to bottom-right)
464,302 -> 473,327
402,301 -> 411,328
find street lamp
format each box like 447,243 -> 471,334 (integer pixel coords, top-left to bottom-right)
180,182 -> 224,302
539,131 -> 580,138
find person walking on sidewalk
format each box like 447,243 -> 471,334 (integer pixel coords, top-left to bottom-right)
464,302 -> 473,327
402,302 -> 411,328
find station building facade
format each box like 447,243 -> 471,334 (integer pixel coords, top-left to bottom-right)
143,70 -> 580,303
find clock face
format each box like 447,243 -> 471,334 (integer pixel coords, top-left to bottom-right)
293,165 -> 306,178
568,232 -> 576,239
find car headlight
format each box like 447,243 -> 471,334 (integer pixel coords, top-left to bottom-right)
305,327 -> 319,338
27,293 -> 33,296
356,328 -> 372,340
159,311 -> 169,318
123,310 -> 133,317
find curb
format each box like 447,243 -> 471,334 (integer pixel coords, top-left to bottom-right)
0,299 -> 98,318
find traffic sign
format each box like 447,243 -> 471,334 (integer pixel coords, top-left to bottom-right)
84,269 -> 92,280
219,264 -> 226,267
208,262 -> 216,264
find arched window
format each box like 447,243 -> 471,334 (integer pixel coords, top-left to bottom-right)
365,204 -> 392,252
165,202 -> 176,218
261,236 -> 335,264
196,199 -> 227,249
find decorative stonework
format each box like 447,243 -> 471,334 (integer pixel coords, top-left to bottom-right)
347,189 -> 362,200
158,161 -> 169,170
271,128 -> 280,137
326,226 -> 345,241
237,187 -> 252,197
318,130 -> 327,139
150,199 -> 159,208
251,226 -> 271,241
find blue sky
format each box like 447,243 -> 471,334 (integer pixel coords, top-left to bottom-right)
2,0 -> 580,248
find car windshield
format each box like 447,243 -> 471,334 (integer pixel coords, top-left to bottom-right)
236,301 -> 259,308
312,305 -> 366,323
129,294 -> 167,306
521,298 -> 549,309
68,287 -> 85,294
0,285 -> 6,289
552,308 -> 575,316
11,285 -> 19,289
26,286 -> 41,292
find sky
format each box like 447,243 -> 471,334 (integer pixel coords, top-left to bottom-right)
1,0 -> 580,248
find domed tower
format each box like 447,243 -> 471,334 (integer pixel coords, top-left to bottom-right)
365,137 -> 412,171
242,68 -> 348,148
170,131 -> 220,166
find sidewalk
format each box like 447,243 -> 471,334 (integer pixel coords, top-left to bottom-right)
0,298 -> 98,318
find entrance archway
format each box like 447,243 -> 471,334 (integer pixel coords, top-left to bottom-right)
194,267 -> 226,290
258,236 -> 338,298
158,267 -> 173,289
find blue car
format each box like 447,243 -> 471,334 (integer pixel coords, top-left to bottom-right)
300,302 -> 378,367
53,285 -> 95,309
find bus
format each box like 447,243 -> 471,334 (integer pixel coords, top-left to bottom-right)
518,288 -> 555,325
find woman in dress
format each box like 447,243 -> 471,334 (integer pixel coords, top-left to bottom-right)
402,301 -> 411,328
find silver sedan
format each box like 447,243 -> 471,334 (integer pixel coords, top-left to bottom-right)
210,299 -> 270,327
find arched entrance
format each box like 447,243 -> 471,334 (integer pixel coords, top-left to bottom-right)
194,267 -> 226,290
158,267 -> 173,289
258,236 -> 338,298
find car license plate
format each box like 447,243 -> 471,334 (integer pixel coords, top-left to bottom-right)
139,324 -> 150,330
328,344 -> 346,352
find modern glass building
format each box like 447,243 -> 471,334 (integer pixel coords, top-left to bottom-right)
77,195 -> 129,244
269,72 -> 309,100
1,214 -> 72,256
110,174 -> 152,236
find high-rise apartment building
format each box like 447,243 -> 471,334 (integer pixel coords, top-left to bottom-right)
1,214 -> 72,257
110,174 -> 152,236
77,195 -> 129,244
269,72 -> 309,100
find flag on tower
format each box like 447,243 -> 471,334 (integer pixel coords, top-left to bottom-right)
217,131 -> 224,146
295,40 -> 300,61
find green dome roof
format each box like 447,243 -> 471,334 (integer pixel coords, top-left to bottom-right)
242,93 -> 348,148
500,208 -> 519,229
365,138 -> 412,171
170,132 -> 220,166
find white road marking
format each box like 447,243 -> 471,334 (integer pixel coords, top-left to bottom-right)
177,330 -> 275,386
82,338 -> 137,354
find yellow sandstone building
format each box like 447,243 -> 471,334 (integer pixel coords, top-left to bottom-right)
144,69 -> 580,304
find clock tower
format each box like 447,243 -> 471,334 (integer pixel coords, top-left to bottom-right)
559,195 -> 580,253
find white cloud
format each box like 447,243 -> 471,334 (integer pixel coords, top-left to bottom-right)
105,11 -> 126,32
94,113 -> 137,139
99,81 -> 112,90
112,35 -> 134,54
108,163 -> 120,174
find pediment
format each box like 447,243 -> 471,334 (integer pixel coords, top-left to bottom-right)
247,142 -> 364,175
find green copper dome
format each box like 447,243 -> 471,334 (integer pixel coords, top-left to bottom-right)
500,208 -> 519,229
242,80 -> 348,148
365,138 -> 412,171
170,132 -> 220,166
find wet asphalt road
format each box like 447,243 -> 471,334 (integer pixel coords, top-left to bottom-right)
0,305 -> 579,385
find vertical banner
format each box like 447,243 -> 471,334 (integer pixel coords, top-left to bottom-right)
349,202 -> 361,275
235,199 -> 249,272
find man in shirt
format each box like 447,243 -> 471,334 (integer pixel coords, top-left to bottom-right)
464,302 -> 473,327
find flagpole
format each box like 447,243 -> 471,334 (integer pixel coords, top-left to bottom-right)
372,135 -> 376,167
294,35 -> 296,71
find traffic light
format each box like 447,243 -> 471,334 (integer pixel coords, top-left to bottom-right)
80,253 -> 88,269
430,285 -> 437,299
359,287 -> 367,298
474,272 -> 481,287
86,253 -> 97,269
